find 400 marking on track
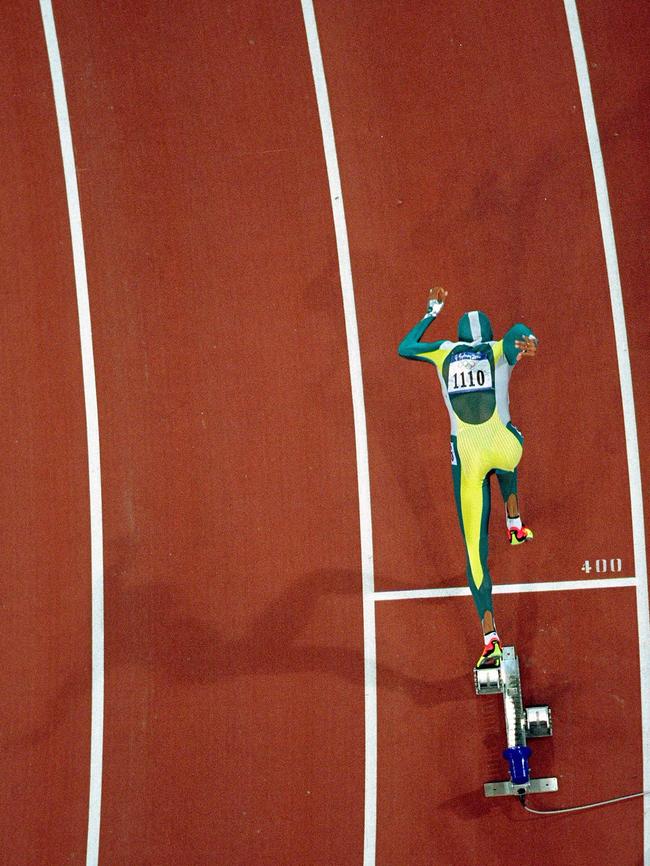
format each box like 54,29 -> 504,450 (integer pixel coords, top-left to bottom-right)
581,558 -> 622,575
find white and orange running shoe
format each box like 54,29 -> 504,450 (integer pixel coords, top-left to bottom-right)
476,638 -> 503,669
508,525 -> 534,546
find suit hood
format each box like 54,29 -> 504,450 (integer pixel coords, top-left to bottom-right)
457,310 -> 493,342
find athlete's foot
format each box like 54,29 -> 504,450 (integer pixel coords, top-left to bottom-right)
508,525 -> 534,545
476,638 -> 503,669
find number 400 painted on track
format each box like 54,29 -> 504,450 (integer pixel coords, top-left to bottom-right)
581,558 -> 622,574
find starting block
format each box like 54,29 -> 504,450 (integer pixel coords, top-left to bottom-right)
474,646 -> 558,798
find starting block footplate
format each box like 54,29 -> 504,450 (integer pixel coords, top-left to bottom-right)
474,665 -> 502,695
484,777 -> 558,798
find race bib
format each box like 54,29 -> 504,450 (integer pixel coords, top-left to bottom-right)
448,354 -> 492,394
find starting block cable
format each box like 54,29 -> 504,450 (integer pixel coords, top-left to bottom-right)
519,790 -> 646,815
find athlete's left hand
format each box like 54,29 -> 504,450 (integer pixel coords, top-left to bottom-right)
515,334 -> 538,360
426,286 -> 447,317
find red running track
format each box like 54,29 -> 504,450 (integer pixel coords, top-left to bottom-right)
0,2 -> 649,864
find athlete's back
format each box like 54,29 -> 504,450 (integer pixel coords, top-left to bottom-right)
398,306 -> 535,435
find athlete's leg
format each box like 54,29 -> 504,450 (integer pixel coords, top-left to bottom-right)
451,437 -> 494,625
495,423 -> 533,544
457,473 -> 503,669
495,422 -> 521,511
495,468 -> 518,515
451,417 -> 530,666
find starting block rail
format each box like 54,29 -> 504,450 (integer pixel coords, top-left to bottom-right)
474,646 -> 558,798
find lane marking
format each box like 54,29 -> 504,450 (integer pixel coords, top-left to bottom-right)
564,1 -> 650,857
39,4 -> 105,865
300,3 -> 376,864
374,576 -> 637,602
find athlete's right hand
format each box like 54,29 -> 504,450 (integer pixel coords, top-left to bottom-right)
515,334 -> 538,360
426,286 -> 447,317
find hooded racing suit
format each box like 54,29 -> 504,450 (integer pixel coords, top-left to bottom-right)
398,309 -> 535,621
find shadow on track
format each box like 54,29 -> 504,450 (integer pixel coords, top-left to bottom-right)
6,559 -> 472,746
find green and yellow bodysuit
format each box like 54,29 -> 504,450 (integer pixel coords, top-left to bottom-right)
398,309 -> 534,621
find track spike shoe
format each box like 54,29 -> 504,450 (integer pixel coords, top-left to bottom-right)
508,525 -> 534,545
476,638 -> 503,669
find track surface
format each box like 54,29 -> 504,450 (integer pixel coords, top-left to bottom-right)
1,2 -> 648,864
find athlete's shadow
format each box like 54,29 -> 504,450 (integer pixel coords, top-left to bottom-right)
7,554 -> 471,746
107,563 -> 470,704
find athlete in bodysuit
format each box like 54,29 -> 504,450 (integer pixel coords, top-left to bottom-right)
398,287 -> 538,668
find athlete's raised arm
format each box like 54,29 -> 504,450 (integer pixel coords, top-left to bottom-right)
398,287 -> 448,359
502,323 -> 538,365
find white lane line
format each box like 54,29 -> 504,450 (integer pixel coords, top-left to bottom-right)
374,576 -> 637,602
39,4 -> 105,865
300,3 -> 376,864
564,1 -> 650,857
